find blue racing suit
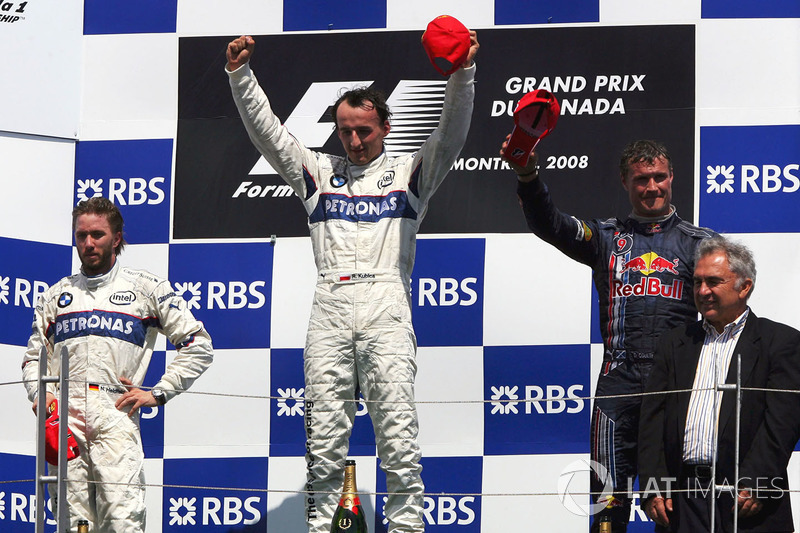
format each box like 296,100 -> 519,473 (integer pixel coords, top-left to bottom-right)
518,176 -> 714,531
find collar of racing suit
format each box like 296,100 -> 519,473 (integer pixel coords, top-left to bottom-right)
345,149 -> 387,178
81,258 -> 119,291
628,204 -> 676,224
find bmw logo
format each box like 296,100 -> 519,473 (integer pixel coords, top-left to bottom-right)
58,292 -> 73,308
330,175 -> 348,188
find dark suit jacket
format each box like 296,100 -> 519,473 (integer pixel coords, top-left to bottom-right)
639,312 -> 800,532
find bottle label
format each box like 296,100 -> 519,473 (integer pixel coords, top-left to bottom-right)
338,495 -> 362,511
331,506 -> 367,532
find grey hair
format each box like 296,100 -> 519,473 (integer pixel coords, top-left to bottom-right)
695,236 -> 756,300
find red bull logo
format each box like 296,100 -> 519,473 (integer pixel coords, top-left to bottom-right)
620,256 -> 647,272
612,277 -> 684,299
614,253 -> 683,299
651,256 -> 680,274
619,253 -> 680,276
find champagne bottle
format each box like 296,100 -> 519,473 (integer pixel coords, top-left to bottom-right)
330,460 -> 368,533
77,519 -> 90,533
598,514 -> 612,533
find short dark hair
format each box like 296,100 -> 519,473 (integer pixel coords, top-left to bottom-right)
331,86 -> 392,127
695,235 -> 757,300
72,197 -> 127,255
619,140 -> 673,178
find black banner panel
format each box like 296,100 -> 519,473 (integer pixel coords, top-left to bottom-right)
175,25 -> 694,239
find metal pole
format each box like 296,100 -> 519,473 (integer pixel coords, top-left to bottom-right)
57,345 -> 70,531
711,356 -> 720,533
35,345 -> 53,533
733,353 -> 742,532
34,345 -> 71,533
715,353 -> 742,533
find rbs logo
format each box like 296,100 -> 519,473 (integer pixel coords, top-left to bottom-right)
109,177 -> 166,205
706,164 -> 800,194
740,164 -> 799,193
526,385 -> 585,414
490,384 -> 585,415
0,276 -> 48,307
168,495 -> 262,526
383,495 -> 476,527
423,495 -> 476,526
0,492 -> 56,525
417,278 -> 478,307
76,177 -> 166,206
208,281 -> 267,310
175,281 -> 267,310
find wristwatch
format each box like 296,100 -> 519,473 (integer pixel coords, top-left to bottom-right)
151,388 -> 167,406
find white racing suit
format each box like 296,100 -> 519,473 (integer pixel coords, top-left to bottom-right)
22,261 -> 214,533
229,62 -> 475,532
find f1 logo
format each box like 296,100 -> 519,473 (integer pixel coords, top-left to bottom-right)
248,79 -> 448,176
249,81 -> 370,175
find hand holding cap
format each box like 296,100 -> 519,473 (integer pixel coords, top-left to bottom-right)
44,400 -> 80,465
421,15 -> 471,76
503,89 -> 560,167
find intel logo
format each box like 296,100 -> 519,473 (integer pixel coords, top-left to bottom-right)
109,291 -> 136,305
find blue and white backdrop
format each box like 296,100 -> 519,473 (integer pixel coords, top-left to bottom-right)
1,1 -> 798,531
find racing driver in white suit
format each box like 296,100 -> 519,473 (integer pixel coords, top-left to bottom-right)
22,197 -> 214,533
226,31 -> 477,533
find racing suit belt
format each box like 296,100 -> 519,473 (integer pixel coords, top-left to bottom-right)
318,269 -> 405,285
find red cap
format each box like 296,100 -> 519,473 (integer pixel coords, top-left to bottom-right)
45,400 -> 80,466
421,15 -> 470,76
503,89 -> 561,167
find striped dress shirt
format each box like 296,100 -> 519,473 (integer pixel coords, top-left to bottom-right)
682,308 -> 749,464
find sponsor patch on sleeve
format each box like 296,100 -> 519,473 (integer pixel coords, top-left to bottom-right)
572,217 -> 593,242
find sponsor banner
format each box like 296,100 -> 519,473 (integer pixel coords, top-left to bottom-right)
0,0 -> 33,26
702,0 -> 800,19
141,350 -> 166,459
375,456 -> 482,532
483,345 -> 590,455
0,453 -> 56,531
269,348 -> 377,457
84,0 -> 177,35
0,237 -> 71,347
168,243 -> 273,349
0,0 -> 81,138
75,140 -> 172,245
413,239 -> 485,347
495,0 -> 598,24
284,0 -> 386,31
268,348 -> 306,457
174,25 -> 694,238
162,457 -> 267,531
700,125 -> 800,233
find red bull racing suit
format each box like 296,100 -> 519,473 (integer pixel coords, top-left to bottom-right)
518,177 -> 714,531
22,261 -> 214,533
228,63 -> 475,533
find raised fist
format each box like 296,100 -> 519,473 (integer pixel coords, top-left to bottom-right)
226,35 -> 255,71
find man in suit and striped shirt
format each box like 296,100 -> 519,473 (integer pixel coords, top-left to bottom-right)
639,235 -> 800,532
